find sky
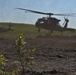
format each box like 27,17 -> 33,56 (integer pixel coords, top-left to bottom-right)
0,0 -> 76,28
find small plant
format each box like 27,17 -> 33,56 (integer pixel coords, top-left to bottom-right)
25,48 -> 36,70
10,61 -> 21,75
15,33 -> 26,73
0,53 -> 11,75
15,33 -> 36,73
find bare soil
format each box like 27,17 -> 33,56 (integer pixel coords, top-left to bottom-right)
0,35 -> 76,75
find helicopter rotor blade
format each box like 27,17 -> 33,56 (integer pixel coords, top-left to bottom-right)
16,8 -> 53,15
53,13 -> 76,17
16,8 -> 76,17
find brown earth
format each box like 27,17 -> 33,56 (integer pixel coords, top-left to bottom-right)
0,35 -> 76,75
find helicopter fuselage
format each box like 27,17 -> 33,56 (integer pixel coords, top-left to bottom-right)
35,17 -> 63,31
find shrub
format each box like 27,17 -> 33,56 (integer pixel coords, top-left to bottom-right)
15,33 -> 36,73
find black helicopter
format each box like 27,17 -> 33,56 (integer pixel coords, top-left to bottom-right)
16,8 -> 76,33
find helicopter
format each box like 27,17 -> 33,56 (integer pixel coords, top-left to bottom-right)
16,8 -> 76,34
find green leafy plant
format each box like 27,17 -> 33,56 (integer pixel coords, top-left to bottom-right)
25,48 -> 36,70
10,61 -> 21,75
15,33 -> 26,73
0,53 -> 11,75
15,33 -> 36,73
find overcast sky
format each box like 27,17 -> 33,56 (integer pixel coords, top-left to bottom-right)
0,0 -> 76,28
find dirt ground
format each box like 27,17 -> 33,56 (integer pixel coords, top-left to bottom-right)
0,35 -> 76,75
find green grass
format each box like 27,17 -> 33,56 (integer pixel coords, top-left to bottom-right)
0,22 -> 47,40
0,22 -> 76,40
